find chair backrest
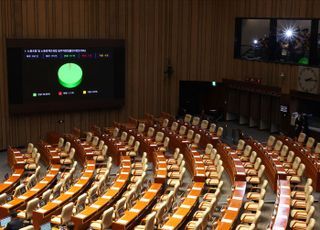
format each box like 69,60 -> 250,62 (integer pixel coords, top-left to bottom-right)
27,174 -> 36,189
27,143 -> 34,154
260,189 -> 266,200
112,128 -> 119,138
216,127 -> 223,137
261,180 -> 268,190
286,151 -> 295,163
249,151 -> 257,163
192,116 -> 200,126
205,144 -> 213,155
155,132 -> 164,143
173,148 -> 180,159
68,148 -> 75,160
171,122 -> 178,132
137,123 -> 146,133
193,134 -> 201,145
305,178 -> 313,188
274,140 -> 283,151
307,218 -> 315,230
147,127 -> 155,138
101,207 -> 114,229
184,114 -> 192,123
144,211 -> 156,230
25,198 -> 39,218
254,158 -> 262,170
64,142 -> 71,153
252,210 -> 261,225
280,145 -> 289,157
86,132 -> 93,143
162,119 -> 169,128
114,197 -> 126,219
243,145 -> 252,157
292,157 -> 301,170
60,202 -> 74,224
133,141 -> 140,152
87,184 -> 98,204
127,136 -> 135,146
306,137 -> 315,149
298,132 -> 306,143
258,165 -> 265,178
35,166 -> 41,182
237,139 -> 245,151
314,142 -> 320,154
163,137 -> 170,148
155,201 -> 166,225
57,138 -> 64,149
200,120 -> 209,129
186,130 -> 194,140
97,140 -> 105,151
52,182 -> 63,198
74,193 -> 87,214
176,154 -> 184,165
101,145 -> 108,156
120,132 -> 128,142
267,135 -> 276,148
178,126 -> 187,136
305,206 -> 315,224
91,136 -> 99,147
209,123 -> 216,133
41,189 -> 52,205
31,148 -> 38,158
297,163 -> 306,176
306,195 -> 314,212
14,184 -> 26,197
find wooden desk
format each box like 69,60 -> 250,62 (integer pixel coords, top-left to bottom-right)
72,156 -> 131,230
112,183 -> 163,230
0,165 -> 61,218
270,180 -> 290,230
7,147 -> 26,169
161,182 -> 204,230
189,149 -> 206,182
245,138 -> 286,192
277,136 -> 320,191
216,142 -> 246,183
0,168 -> 24,195
38,141 -> 61,165
32,161 -> 95,230
216,181 -> 247,230
153,151 -> 167,183
66,135 -> 96,165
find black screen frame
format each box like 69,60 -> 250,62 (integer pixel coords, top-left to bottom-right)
6,39 -> 125,114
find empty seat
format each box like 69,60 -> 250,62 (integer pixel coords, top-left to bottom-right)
297,132 -> 306,144
134,211 -> 156,230
17,198 -> 39,219
73,193 -> 87,214
200,120 -> 209,130
216,127 -> 223,137
51,202 -> 74,225
191,116 -> 200,126
90,207 -> 114,230
306,137 -> 315,149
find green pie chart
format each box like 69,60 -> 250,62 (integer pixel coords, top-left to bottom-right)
58,63 -> 83,88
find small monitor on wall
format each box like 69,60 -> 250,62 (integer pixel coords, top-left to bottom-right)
6,39 -> 125,114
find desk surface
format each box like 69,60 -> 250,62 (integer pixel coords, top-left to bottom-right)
161,182 -> 204,230
32,161 -> 95,229
154,152 -> 167,183
113,183 -> 162,230
216,181 -> 246,230
271,180 -> 290,230
0,168 -> 24,195
72,156 -> 131,229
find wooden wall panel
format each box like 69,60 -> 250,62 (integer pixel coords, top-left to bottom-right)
0,0 -> 320,149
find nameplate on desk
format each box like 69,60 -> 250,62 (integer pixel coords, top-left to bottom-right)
117,179 -> 125,182
180,204 -> 191,209
65,191 -> 74,195
221,218 -> 232,223
111,187 -> 120,190
18,195 -> 28,200
122,159 -> 131,162
227,207 -> 239,211
158,161 -> 166,164
157,175 -> 165,178
87,164 -> 95,166
193,187 -> 202,190
2,204 -> 12,208
149,189 -> 158,193
51,168 -> 59,171
47,174 -> 54,177
76,214 -> 87,219
187,195 -> 197,199
172,214 -> 184,219
193,155 -> 200,158
150,144 -> 157,147
197,173 -> 205,176
121,172 -> 129,175
117,219 -> 128,224
74,184 -> 82,187
102,195 -> 112,199
131,208 -> 140,213
40,181 -> 48,184
233,196 -> 243,200
31,188 -> 40,192
91,204 -> 101,209
52,156 -> 59,159
86,170 -> 94,173
235,186 -> 245,190
52,200 -> 62,204
140,198 -> 150,202
4,181 -> 13,184
37,208 -> 47,213
123,165 -> 130,168
235,165 -> 242,168
12,174 -> 21,176
82,176 -> 89,180
15,156 -> 23,159
281,186 -> 290,189
158,167 -> 166,170
86,152 -> 93,155
195,161 -> 202,164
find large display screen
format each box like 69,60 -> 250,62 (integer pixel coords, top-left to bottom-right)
7,39 -> 125,114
